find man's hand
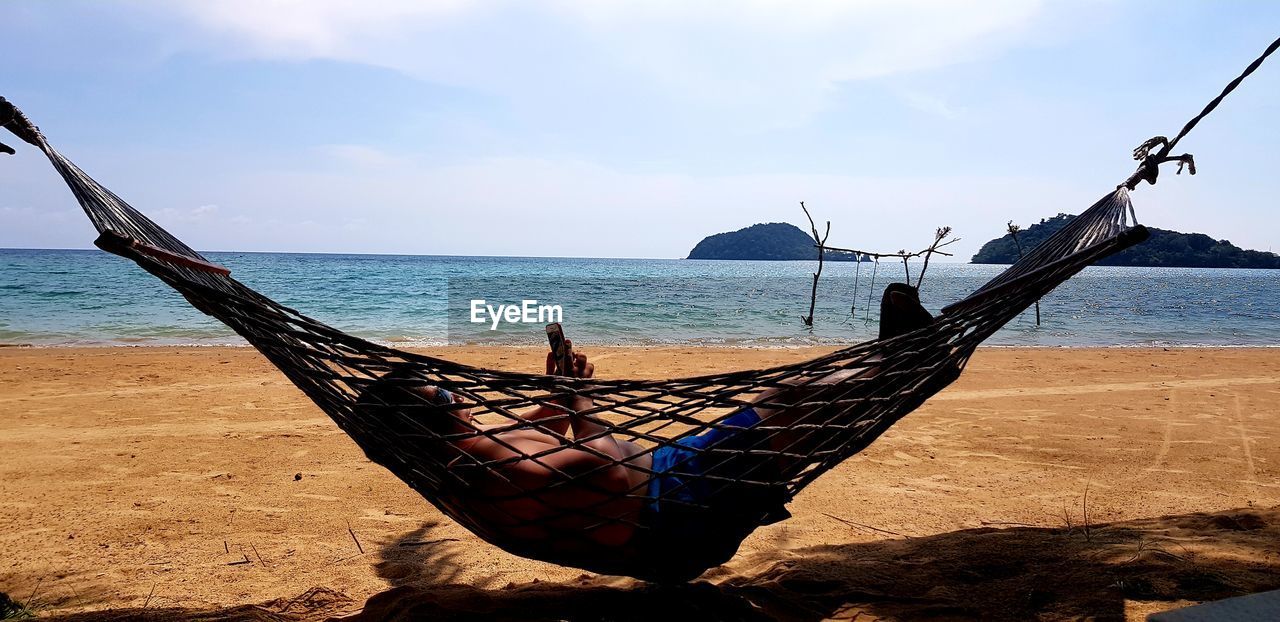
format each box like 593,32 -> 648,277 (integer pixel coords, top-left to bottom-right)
545,339 -> 594,378
542,340 -> 604,441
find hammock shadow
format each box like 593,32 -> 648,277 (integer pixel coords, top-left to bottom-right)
37,506 -> 1280,621
372,519 -> 501,589
351,505 -> 1280,622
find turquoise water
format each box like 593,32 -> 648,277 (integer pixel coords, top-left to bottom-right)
1,248 -> 1278,347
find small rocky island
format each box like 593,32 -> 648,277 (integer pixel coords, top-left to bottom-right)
687,223 -> 863,261
972,214 -> 1280,268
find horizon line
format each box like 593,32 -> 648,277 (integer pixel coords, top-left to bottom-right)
0,246 -> 973,263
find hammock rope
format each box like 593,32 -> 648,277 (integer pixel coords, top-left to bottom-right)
850,257 -> 861,321
864,258 -> 879,325
1,37 -> 1273,581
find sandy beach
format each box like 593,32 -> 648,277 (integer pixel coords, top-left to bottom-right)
3,345 -> 1279,621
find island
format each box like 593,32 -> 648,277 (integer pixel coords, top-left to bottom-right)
972,214 -> 1280,268
687,223 -> 864,261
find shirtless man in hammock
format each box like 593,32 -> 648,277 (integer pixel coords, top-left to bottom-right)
360,283 -> 933,580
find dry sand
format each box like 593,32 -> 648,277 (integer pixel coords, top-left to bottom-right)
2,346 -> 1279,621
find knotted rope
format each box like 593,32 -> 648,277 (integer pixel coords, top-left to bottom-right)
1123,35 -> 1280,191
0,96 -> 44,151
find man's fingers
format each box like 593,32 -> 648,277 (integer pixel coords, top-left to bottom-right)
544,338 -> 590,377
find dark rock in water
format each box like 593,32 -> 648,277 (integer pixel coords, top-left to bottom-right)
972,214 -> 1280,268
687,223 -> 865,261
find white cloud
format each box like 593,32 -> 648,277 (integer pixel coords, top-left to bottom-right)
162,0 -> 476,58
316,144 -> 409,170
900,91 -> 963,119
149,0 -> 1045,128
134,149 -> 1088,259
152,203 -> 220,225
8,141 -> 1265,260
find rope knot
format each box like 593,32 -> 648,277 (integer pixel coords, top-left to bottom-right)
1121,135 -> 1196,190
0,96 -> 45,150
1131,136 -> 1169,161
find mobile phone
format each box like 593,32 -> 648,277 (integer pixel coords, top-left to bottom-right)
545,322 -> 574,376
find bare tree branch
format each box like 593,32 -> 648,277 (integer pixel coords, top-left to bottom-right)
915,226 -> 953,288
800,201 -> 830,327
818,236 -> 960,261
1007,221 -> 1041,325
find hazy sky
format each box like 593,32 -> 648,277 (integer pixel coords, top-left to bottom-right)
2,1 -> 1278,259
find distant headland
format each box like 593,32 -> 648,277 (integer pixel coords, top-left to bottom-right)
686,223 -> 863,261
972,214 -> 1280,268
689,218 -> 1280,268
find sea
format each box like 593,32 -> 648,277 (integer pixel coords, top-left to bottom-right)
1,248 -> 1278,348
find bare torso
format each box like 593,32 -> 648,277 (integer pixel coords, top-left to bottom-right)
453,423 -> 653,552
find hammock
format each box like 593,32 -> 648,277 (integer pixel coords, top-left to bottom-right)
1,39 -> 1273,581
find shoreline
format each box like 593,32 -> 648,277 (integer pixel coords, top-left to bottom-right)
4,341 -> 1280,350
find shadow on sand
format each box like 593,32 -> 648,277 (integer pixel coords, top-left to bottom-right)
44,506 -> 1280,622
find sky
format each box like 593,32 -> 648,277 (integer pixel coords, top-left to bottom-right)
1,1 -> 1278,260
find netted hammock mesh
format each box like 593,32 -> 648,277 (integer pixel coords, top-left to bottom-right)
12,136 -> 1143,582
4,34 -> 1274,579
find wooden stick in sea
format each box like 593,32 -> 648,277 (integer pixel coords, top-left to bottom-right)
1007,221 -> 1040,325
800,201 -> 830,328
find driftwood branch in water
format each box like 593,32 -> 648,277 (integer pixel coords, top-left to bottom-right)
915,226 -> 954,288
804,217 -> 959,325
1007,221 -> 1040,325
800,201 -> 830,327
818,236 -> 959,260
